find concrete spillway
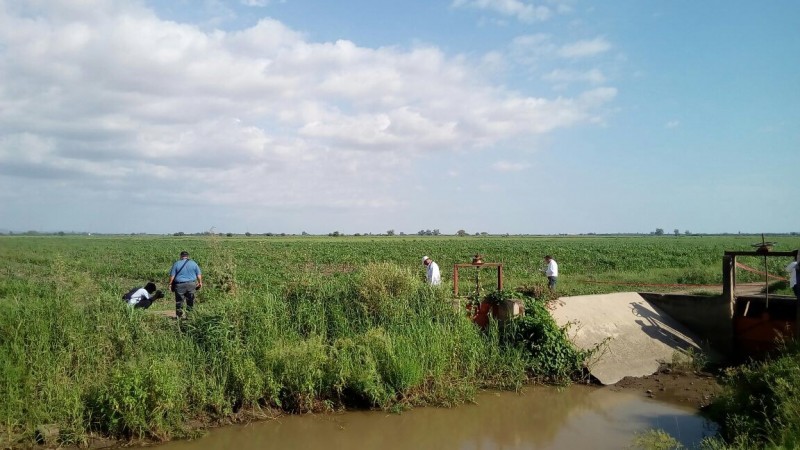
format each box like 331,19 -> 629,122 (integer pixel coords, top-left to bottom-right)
550,292 -> 710,385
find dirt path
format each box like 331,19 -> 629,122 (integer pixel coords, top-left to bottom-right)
667,282 -> 766,296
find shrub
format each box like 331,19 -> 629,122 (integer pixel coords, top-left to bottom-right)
710,343 -> 800,448
501,298 -> 589,384
354,262 -> 419,321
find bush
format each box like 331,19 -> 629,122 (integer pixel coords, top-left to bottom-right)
354,262 -> 419,321
0,261 -> 591,447
500,298 -> 589,384
710,343 -> 800,448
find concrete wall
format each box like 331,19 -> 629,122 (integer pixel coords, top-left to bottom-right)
639,292 -> 734,357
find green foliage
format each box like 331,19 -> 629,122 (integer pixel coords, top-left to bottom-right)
631,429 -> 684,450
0,242 -> 593,446
483,288 -> 515,305
514,284 -> 559,305
2,235 -> 800,447
501,298 -> 589,384
670,347 -> 708,373
354,262 -> 419,321
708,343 -> 800,449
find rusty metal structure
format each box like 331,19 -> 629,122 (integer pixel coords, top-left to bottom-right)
722,241 -> 800,351
722,248 -> 798,305
452,254 -> 503,298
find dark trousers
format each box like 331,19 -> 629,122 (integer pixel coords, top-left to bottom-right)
133,298 -> 154,309
548,276 -> 558,291
794,284 -> 800,301
174,281 -> 196,318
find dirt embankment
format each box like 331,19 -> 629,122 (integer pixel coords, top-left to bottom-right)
606,367 -> 722,410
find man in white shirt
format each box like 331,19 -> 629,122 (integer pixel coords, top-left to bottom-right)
422,256 -> 441,286
543,255 -> 558,291
123,282 -> 163,309
786,258 -> 799,300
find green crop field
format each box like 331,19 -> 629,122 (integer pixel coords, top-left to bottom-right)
2,234 -> 798,303
0,235 -> 799,448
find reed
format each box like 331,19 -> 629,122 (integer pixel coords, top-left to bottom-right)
704,342 -> 800,449
0,255 -> 585,447
3,234 -> 799,447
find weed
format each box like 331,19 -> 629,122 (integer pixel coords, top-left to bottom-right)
630,429 -> 684,450
3,235 -> 799,448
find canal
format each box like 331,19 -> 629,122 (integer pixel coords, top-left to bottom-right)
156,385 -> 715,450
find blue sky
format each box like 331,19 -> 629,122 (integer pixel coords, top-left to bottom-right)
0,0 -> 797,235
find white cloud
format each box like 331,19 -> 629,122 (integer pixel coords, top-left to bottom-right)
509,34 -> 615,70
557,37 -> 611,58
666,120 -> 680,128
0,1 -> 616,220
579,87 -> 617,106
510,33 -> 557,61
542,68 -> 606,86
452,0 -> 552,22
492,160 -> 530,172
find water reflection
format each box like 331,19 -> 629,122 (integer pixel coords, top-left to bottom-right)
157,385 -> 716,450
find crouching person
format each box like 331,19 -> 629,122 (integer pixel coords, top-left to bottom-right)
122,282 -> 164,309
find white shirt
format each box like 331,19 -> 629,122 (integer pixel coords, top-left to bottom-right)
427,261 -> 441,286
786,261 -> 798,288
127,288 -> 150,306
546,259 -> 559,277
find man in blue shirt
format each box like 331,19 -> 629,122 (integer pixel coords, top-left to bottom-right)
168,250 -> 203,319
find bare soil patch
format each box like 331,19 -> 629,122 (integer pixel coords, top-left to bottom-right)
605,367 -> 722,410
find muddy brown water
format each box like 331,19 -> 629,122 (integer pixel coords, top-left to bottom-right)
156,385 -> 716,450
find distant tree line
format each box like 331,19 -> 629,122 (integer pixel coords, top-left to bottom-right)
4,229 -> 799,237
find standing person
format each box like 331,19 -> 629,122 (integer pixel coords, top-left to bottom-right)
422,256 -> 441,286
543,255 -> 559,291
786,257 -> 799,300
168,251 -> 203,319
122,282 -> 164,309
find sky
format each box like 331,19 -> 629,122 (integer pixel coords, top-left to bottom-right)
0,0 -> 798,235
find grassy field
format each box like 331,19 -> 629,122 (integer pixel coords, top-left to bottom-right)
2,234 -> 798,302
1,235 -> 799,448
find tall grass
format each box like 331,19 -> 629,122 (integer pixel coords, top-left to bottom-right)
0,258 -> 584,447
4,235 -> 796,447
703,342 -> 800,449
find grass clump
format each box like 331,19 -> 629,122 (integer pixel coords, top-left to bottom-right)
354,262 -> 419,321
705,343 -> 800,449
498,294 -> 590,384
630,429 -> 684,450
0,255 -> 591,448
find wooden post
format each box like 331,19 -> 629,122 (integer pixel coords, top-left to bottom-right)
721,255 -> 734,318
721,255 -> 732,301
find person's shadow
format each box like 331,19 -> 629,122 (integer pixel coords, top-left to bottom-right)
629,301 -> 697,353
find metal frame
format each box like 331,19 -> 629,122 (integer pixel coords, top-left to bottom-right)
452,262 -> 503,297
722,249 -> 799,338
722,250 -> 799,300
